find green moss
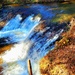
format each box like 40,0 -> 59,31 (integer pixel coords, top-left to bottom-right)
51,3 -> 75,23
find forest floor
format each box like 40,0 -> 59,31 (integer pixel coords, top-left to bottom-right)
40,12 -> 75,75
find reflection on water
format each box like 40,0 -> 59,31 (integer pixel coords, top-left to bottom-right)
0,4 -> 64,75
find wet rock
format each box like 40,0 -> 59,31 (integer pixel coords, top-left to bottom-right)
0,66 -> 3,75
0,21 -> 6,27
35,23 -> 45,31
0,44 -> 12,54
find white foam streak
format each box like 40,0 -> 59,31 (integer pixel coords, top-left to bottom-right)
1,41 -> 32,63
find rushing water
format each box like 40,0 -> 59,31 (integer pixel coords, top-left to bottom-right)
0,14 -> 41,44
0,4 -> 64,75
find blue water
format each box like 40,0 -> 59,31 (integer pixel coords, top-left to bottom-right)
0,4 -> 64,75
0,14 -> 41,44
0,4 -> 55,21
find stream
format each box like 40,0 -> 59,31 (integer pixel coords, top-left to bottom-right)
0,4 -> 65,75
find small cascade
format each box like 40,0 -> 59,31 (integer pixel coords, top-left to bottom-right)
0,4 -> 65,75
2,14 -> 22,31
0,14 -> 41,44
0,15 -> 64,75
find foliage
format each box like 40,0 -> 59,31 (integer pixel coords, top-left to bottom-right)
55,37 -> 69,49
0,0 -> 4,4
51,2 -> 75,23
40,18 -> 75,75
50,64 -> 69,75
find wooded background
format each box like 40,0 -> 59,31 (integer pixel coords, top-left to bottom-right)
0,0 -> 71,4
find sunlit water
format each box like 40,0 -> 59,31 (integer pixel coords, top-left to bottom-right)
0,4 -> 64,75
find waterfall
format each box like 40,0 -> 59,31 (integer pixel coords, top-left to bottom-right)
2,14 -> 22,31
0,4 -> 64,75
0,14 -> 64,75
0,14 -> 41,44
